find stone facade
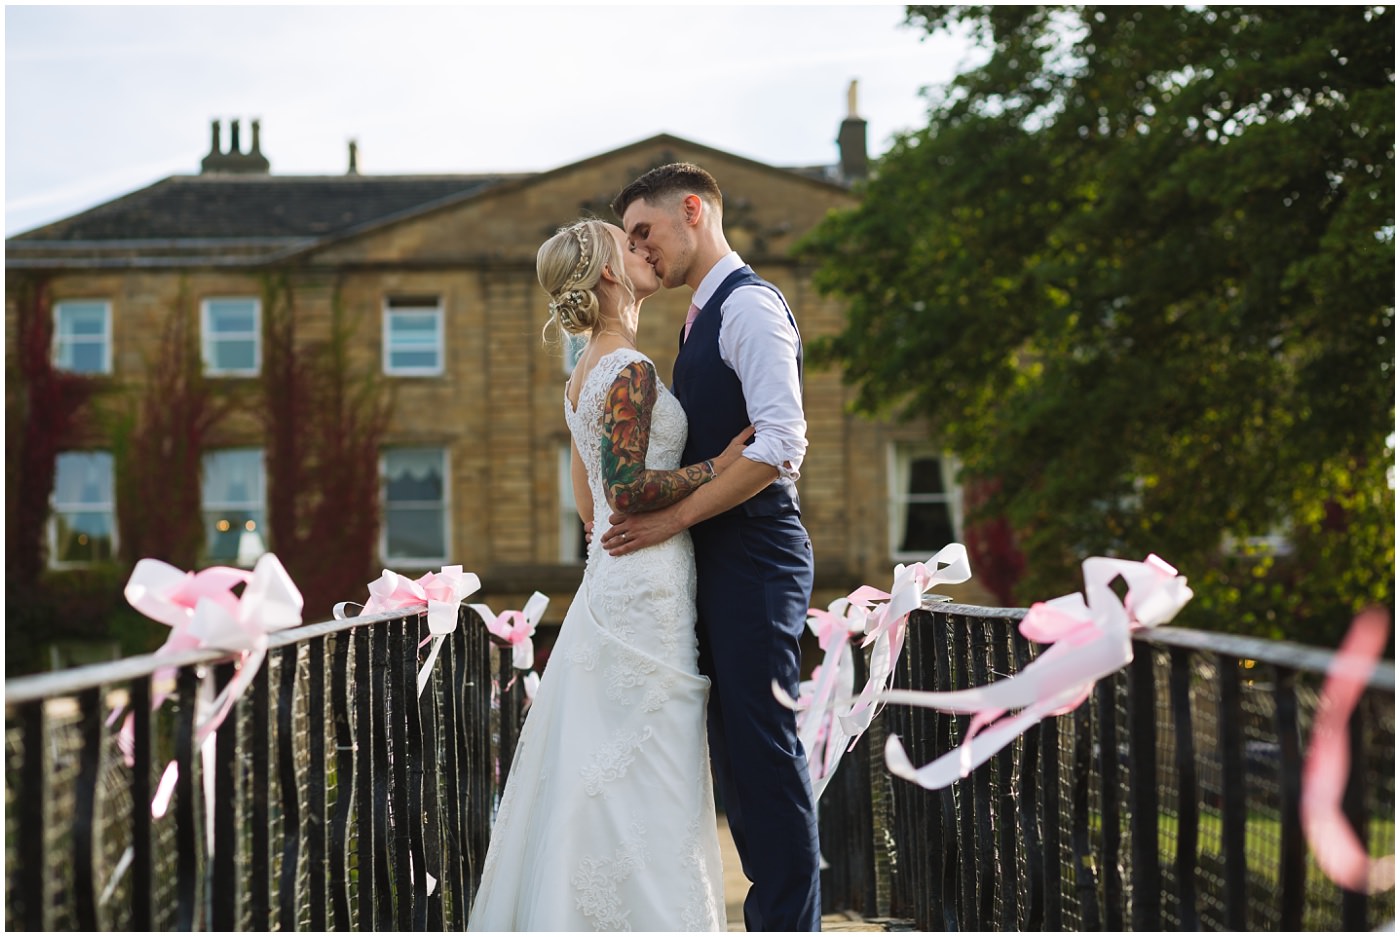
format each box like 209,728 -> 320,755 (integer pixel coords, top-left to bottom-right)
7,130 -> 991,631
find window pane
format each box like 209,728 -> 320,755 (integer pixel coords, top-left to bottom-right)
67,343 -> 105,373
390,349 -> 440,371
212,339 -> 256,372
386,309 -> 441,373
899,501 -> 956,555
59,305 -> 107,336
390,312 -> 438,339
55,512 -> 114,563
386,450 -> 443,500
55,303 -> 109,374
54,452 -> 114,505
204,450 -> 263,504
385,448 -> 445,559
907,456 -> 947,496
386,508 -> 445,558
204,511 -> 263,562
207,300 -> 256,333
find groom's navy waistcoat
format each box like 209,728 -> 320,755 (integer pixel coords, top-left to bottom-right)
672,266 -> 802,519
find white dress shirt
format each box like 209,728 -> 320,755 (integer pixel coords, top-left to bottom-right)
691,251 -> 808,481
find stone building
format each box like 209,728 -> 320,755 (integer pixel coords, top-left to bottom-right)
6,113 -> 984,649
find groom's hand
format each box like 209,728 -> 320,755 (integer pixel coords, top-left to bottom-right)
601,506 -> 682,556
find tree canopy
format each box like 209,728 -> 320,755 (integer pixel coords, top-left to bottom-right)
799,6 -> 1394,642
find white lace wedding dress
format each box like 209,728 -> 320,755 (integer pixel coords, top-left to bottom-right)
467,348 -> 727,932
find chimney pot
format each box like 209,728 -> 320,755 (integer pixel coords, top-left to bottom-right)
838,80 -> 869,182
200,117 -> 270,174
347,140 -> 359,175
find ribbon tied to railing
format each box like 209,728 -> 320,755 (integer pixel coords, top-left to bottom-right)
125,552 -> 304,744
774,543 -> 972,800
469,591 -> 549,700
116,551 -> 303,872
881,553 -> 1193,790
840,543 -> 974,741
333,565 -> 482,696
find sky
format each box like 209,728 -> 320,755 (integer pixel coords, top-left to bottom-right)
3,4 -> 983,237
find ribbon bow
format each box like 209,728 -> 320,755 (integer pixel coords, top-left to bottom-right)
882,553 -> 1192,790
125,553 -> 303,743
334,565 -> 482,696
469,591 -> 548,673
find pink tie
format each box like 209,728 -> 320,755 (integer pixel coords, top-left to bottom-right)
683,303 -> 700,342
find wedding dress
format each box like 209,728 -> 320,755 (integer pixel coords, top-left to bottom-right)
467,347 -> 727,932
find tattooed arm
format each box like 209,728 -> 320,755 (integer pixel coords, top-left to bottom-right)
600,360 -> 742,514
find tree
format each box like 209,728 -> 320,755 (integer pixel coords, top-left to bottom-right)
261,276 -> 393,622
799,6 -> 1393,642
113,281 -> 227,569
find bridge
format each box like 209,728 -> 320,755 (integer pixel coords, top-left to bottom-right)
5,603 -> 1394,930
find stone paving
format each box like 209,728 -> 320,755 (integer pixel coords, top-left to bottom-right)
717,814 -> 884,933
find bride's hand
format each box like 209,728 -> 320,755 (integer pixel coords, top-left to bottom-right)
713,425 -> 755,474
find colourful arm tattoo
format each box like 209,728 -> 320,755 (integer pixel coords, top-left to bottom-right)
600,361 -> 715,513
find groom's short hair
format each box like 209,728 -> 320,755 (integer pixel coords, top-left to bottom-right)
612,163 -> 723,219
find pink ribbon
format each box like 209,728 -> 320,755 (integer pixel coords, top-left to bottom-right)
334,565 -> 482,696
125,553 -> 303,743
882,554 -> 1193,790
1300,607 -> 1395,894
119,553 -> 302,856
838,543 -> 974,741
773,543 -> 971,801
469,592 -> 548,699
774,596 -> 869,800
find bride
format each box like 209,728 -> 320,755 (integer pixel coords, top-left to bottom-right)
467,218 -> 749,931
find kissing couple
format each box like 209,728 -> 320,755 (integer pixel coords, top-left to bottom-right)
469,162 -> 821,932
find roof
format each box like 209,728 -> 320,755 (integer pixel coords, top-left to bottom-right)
5,133 -> 853,269
8,173 -> 518,243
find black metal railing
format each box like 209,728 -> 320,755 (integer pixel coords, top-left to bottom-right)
4,606 -> 526,931
819,603 -> 1397,931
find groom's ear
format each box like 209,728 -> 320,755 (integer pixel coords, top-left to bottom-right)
681,194 -> 704,227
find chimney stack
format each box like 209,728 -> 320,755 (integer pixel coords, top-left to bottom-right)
200,117 -> 271,174
837,79 -> 869,182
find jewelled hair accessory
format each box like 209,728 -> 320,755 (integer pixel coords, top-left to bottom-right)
566,225 -> 591,285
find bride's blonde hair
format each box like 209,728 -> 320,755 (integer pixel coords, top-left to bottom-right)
537,219 -> 635,347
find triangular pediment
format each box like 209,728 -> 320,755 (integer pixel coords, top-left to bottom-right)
297,133 -> 855,267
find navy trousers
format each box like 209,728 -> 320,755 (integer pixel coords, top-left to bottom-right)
692,511 -> 820,931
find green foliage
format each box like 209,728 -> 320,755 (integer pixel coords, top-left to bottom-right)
800,6 -> 1394,643
112,278 -> 227,569
261,276 -> 394,622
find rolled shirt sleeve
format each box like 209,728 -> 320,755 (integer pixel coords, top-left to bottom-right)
718,283 -> 808,481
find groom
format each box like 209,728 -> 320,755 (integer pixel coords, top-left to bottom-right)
600,163 -> 820,931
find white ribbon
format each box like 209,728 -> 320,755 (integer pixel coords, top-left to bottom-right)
125,553 -> 303,744
469,591 -> 549,699
334,565 -> 482,696
882,553 -> 1193,790
773,543 -> 971,801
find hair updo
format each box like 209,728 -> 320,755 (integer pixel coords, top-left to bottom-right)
537,219 -> 627,341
